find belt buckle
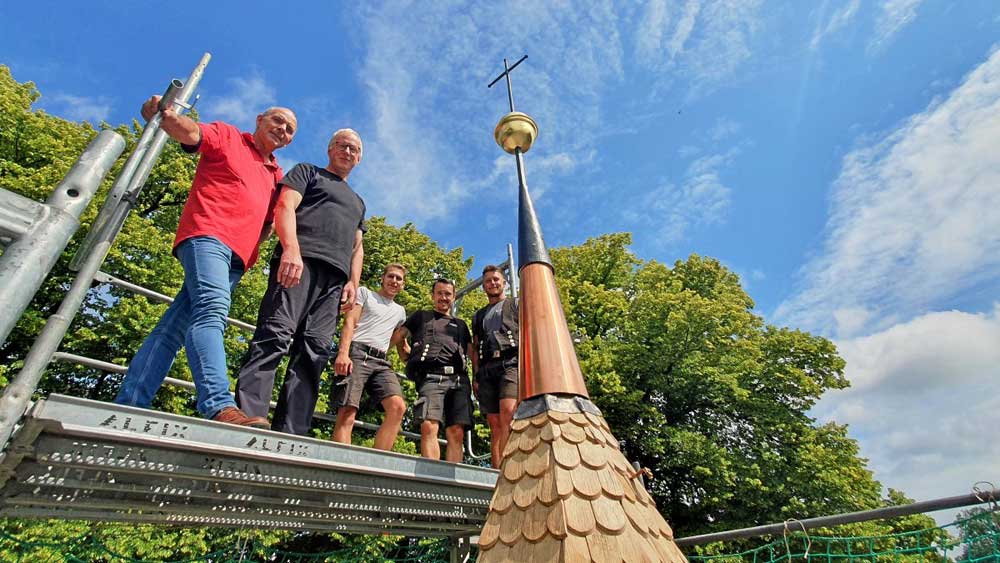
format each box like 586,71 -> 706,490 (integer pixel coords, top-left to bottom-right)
442,366 -> 455,375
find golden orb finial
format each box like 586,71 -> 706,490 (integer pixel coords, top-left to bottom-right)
494,111 -> 538,154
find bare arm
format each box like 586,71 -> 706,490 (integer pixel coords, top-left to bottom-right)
273,187 -> 304,288
393,326 -> 411,363
334,304 -> 364,375
141,95 -> 200,146
340,229 -> 364,312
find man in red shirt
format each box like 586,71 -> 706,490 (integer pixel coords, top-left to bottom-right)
115,95 -> 296,428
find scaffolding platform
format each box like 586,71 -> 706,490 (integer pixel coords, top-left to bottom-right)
0,394 -> 498,537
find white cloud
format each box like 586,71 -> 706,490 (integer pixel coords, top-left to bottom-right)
201,72 -> 276,129
814,306 -> 1000,517
635,0 -> 673,64
668,0 -> 702,57
869,0 -> 924,53
350,1 -> 762,233
628,149 -> 735,246
809,0 -> 861,51
354,3 -> 623,225
676,0 -> 763,96
775,47 -> 1000,337
631,0 -> 763,97
708,116 -> 742,141
45,93 -> 112,123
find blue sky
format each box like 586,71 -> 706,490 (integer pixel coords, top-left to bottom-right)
3,1 -> 999,523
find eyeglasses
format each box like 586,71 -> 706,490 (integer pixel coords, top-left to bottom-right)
332,142 -> 361,156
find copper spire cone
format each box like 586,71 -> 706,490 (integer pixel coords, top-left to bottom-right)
481,58 -> 687,562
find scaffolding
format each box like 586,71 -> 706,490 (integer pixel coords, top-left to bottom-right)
0,54 -> 500,558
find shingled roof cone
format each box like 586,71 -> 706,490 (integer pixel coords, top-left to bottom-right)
479,112 -> 688,562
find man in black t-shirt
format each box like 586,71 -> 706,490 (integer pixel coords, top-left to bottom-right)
235,129 -> 366,435
397,279 -> 474,462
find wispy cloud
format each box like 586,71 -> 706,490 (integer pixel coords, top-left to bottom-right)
675,0 -> 763,97
625,149 -> 736,246
45,93 -> 112,123
631,0 -> 763,98
810,0 -> 861,51
869,0 -> 924,54
815,306 -> 1000,513
775,46 -> 1000,337
201,72 -> 276,129
354,2 -> 623,225
351,1 -> 762,234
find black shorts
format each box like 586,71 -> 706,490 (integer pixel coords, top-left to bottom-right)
475,358 -> 518,415
413,371 -> 473,428
330,347 -> 403,410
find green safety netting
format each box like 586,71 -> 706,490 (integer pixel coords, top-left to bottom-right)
688,509 -> 1000,563
0,509 -> 996,562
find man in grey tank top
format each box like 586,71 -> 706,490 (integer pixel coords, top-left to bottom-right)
331,263 -> 409,450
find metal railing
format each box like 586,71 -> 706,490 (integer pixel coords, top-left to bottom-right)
674,484 -> 1000,546
59,271 -> 444,448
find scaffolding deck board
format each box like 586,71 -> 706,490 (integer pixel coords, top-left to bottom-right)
0,395 -> 497,536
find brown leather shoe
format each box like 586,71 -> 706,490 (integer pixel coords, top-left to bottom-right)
212,407 -> 270,429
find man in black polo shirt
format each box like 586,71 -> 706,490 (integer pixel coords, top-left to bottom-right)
397,279 -> 473,462
235,128 -> 366,435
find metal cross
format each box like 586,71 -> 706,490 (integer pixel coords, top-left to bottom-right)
487,55 -> 528,113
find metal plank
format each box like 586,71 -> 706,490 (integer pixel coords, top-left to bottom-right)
9,464 -> 488,519
0,395 -> 497,536
28,395 -> 497,489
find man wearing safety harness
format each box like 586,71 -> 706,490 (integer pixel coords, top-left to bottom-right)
397,278 -> 474,462
471,265 -> 518,468
330,263 -> 409,450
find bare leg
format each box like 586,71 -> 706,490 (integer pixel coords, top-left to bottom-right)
445,425 -> 465,463
486,414 -> 503,468
374,395 -> 405,451
332,406 -> 357,444
421,420 -> 441,459
498,397 -> 516,461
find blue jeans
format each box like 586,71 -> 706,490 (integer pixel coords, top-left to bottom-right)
115,236 -> 244,419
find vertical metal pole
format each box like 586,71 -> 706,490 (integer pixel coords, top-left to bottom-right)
0,130 -> 125,346
69,79 -> 183,271
72,54 -> 210,271
503,58 -> 515,113
506,242 -> 518,299
0,54 -> 211,451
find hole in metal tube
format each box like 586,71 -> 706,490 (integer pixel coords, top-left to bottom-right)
67,188 -> 80,198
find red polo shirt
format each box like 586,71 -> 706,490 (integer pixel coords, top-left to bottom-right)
174,122 -> 283,269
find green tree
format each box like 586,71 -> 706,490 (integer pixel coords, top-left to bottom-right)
0,64 -> 483,558
551,234 -> 930,550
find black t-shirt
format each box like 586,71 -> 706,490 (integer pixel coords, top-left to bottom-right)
276,163 -> 366,276
403,310 -> 471,368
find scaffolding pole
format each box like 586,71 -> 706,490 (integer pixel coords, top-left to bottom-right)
674,488 -> 1000,547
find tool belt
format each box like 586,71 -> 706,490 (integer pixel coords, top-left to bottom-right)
350,341 -> 387,360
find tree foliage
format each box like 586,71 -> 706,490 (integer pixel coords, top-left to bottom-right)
0,65 -> 948,559
551,234 -> 947,554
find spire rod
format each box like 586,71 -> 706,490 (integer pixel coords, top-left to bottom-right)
487,54 -> 550,270
487,54 -> 527,113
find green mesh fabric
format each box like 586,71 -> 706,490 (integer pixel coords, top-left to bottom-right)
0,510 -> 995,562
689,510 -> 1000,563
